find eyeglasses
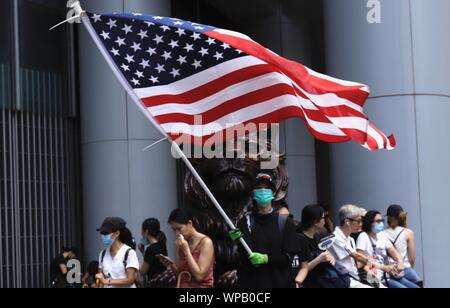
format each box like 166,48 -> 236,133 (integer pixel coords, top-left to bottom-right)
348,218 -> 362,223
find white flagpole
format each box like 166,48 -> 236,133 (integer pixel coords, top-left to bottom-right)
78,5 -> 253,255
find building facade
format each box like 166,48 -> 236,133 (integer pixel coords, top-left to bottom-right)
0,0 -> 449,287
0,0 -> 81,288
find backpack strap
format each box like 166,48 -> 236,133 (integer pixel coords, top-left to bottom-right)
391,228 -> 405,246
98,249 -> 107,273
246,213 -> 255,234
278,214 -> 288,235
368,235 -> 378,258
123,248 -> 132,270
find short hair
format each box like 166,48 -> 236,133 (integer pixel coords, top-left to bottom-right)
359,207 -> 368,217
338,204 -> 362,226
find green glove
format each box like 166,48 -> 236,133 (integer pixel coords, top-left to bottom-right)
249,253 -> 269,266
229,229 -> 242,241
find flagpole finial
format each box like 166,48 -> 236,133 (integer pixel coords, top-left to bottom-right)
49,0 -> 86,31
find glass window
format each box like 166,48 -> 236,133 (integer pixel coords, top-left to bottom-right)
0,0 -> 12,109
19,0 -> 68,114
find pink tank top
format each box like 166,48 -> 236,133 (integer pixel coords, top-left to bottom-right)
178,237 -> 214,288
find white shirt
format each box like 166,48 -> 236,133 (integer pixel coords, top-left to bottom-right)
384,227 -> 411,268
356,232 -> 392,278
330,227 -> 359,279
99,244 -> 139,288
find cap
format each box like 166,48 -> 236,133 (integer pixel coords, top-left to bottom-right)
97,217 -> 127,234
386,205 -> 404,218
255,173 -> 276,191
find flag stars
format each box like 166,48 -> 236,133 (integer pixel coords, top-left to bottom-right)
137,30 -> 148,39
160,25 -> 171,32
191,32 -> 201,41
173,21 -> 184,26
183,43 -> 194,53
107,19 -> 117,29
153,35 -> 164,44
146,47 -> 157,56
153,16 -> 164,20
213,52 -> 224,61
115,37 -> 126,47
198,47 -> 209,57
144,21 -> 155,27
161,51 -> 172,61
221,43 -> 231,50
206,37 -> 216,45
92,14 -> 102,23
100,31 -> 110,40
170,68 -> 181,78
155,64 -> 165,73
176,55 -> 187,65
149,76 -> 159,84
131,42 -> 142,52
121,64 -> 130,72
135,70 -> 144,79
175,28 -> 186,37
125,54 -> 135,63
195,26 -> 205,30
122,24 -> 133,34
110,48 -> 120,56
139,59 -> 150,69
168,40 -> 179,49
131,78 -> 140,86
192,59 -> 202,69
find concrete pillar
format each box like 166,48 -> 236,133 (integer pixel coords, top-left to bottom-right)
79,0 -> 177,263
234,0 -> 318,219
323,0 -> 450,286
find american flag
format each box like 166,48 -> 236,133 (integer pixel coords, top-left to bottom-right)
85,12 -> 395,151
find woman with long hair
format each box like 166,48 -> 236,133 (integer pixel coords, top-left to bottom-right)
95,217 -> 139,288
158,208 -> 215,288
139,218 -> 168,284
384,205 -> 422,286
357,211 -> 419,288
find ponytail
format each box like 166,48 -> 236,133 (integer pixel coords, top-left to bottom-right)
398,212 -> 408,228
118,227 -> 136,250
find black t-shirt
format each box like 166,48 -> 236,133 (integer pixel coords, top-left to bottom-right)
144,242 -> 168,280
237,211 -> 302,288
298,232 -> 324,288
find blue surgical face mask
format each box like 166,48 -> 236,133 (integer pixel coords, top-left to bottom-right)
101,234 -> 114,247
141,237 -> 149,247
253,189 -> 274,207
372,222 -> 385,234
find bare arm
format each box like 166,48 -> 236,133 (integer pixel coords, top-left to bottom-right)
96,268 -> 137,287
406,229 -> 416,267
59,263 -> 68,275
387,245 -> 404,271
307,251 -> 335,271
184,238 -> 214,282
295,261 -> 309,286
354,250 -> 393,273
140,261 -> 149,275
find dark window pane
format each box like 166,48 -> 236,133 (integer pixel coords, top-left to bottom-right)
19,0 -> 68,115
0,0 -> 12,110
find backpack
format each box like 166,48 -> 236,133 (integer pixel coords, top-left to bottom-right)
246,213 -> 287,234
303,233 -> 351,289
315,263 -> 351,289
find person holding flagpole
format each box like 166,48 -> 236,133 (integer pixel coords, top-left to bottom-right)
231,173 -> 302,288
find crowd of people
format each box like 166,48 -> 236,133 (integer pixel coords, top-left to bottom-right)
50,173 -> 422,289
